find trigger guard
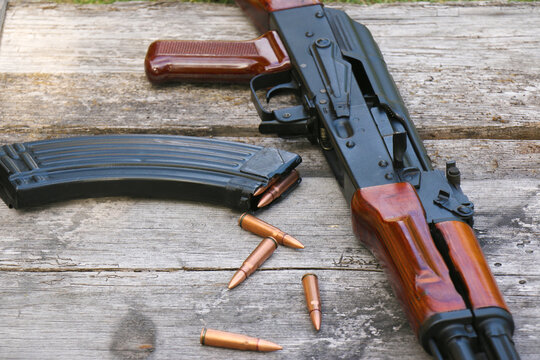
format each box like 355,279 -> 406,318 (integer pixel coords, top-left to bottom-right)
250,72 -> 312,136
250,71 -> 298,122
265,81 -> 300,103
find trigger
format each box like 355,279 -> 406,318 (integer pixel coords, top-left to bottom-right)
265,81 -> 300,103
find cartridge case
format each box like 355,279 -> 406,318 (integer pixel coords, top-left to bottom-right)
228,237 -> 278,289
257,170 -> 300,208
200,328 -> 282,352
302,273 -> 322,330
238,213 -> 304,249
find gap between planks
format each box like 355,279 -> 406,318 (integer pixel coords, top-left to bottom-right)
0,266 -> 384,273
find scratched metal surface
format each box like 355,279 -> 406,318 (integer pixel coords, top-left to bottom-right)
0,1 -> 538,359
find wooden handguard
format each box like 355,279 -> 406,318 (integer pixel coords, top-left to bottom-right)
351,182 -> 509,335
435,221 -> 509,311
145,31 -> 291,84
351,183 -> 468,334
351,183 -> 466,332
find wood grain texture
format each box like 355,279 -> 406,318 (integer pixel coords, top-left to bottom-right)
0,71 -> 537,139
0,270 -> 538,360
0,0 -> 7,39
0,1 -> 539,359
351,182 -> 466,334
0,270 -> 428,360
0,2 -> 538,139
435,221 -> 508,311
2,134 -> 536,181
0,178 -> 536,273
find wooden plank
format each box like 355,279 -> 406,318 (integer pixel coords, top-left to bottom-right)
0,0 -> 7,39
0,270 -> 538,360
0,3 -> 538,140
1,2 -> 538,73
0,2 -> 538,359
0,72 -> 538,140
219,138 -> 540,180
1,132 -> 537,181
424,139 -> 539,180
0,178 -> 536,273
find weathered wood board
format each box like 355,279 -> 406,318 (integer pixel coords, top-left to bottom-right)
1,270 -> 537,360
0,0 -> 7,36
0,1 -> 538,359
0,178 -> 537,271
0,2 -> 538,140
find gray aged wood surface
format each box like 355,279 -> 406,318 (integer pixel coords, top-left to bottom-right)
0,1 -> 538,359
0,0 -> 7,39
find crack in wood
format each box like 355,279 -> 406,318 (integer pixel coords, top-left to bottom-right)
0,124 -> 538,141
0,266 -> 384,273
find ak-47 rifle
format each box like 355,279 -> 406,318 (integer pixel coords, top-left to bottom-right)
144,1 -> 520,359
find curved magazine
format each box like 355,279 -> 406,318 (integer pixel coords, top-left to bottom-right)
0,135 -> 301,210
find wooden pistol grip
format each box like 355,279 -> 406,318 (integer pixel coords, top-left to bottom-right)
235,0 -> 321,32
436,221 -> 509,312
351,182 -> 467,335
145,31 -> 290,84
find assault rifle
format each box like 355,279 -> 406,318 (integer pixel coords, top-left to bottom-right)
144,1 -> 519,359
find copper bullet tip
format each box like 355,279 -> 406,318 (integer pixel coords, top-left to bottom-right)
302,273 -> 322,331
310,310 -> 322,331
258,339 -> 283,352
200,328 -> 282,352
253,186 -> 265,197
257,170 -> 300,208
228,269 -> 247,289
283,234 -> 304,249
256,193 -> 274,208
253,176 -> 279,196
238,213 -> 304,249
228,237 -> 278,289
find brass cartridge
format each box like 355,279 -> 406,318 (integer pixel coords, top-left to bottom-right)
302,273 -> 322,331
200,328 -> 282,352
253,176 -> 279,196
238,213 -> 304,249
228,237 -> 278,289
257,170 -> 300,208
